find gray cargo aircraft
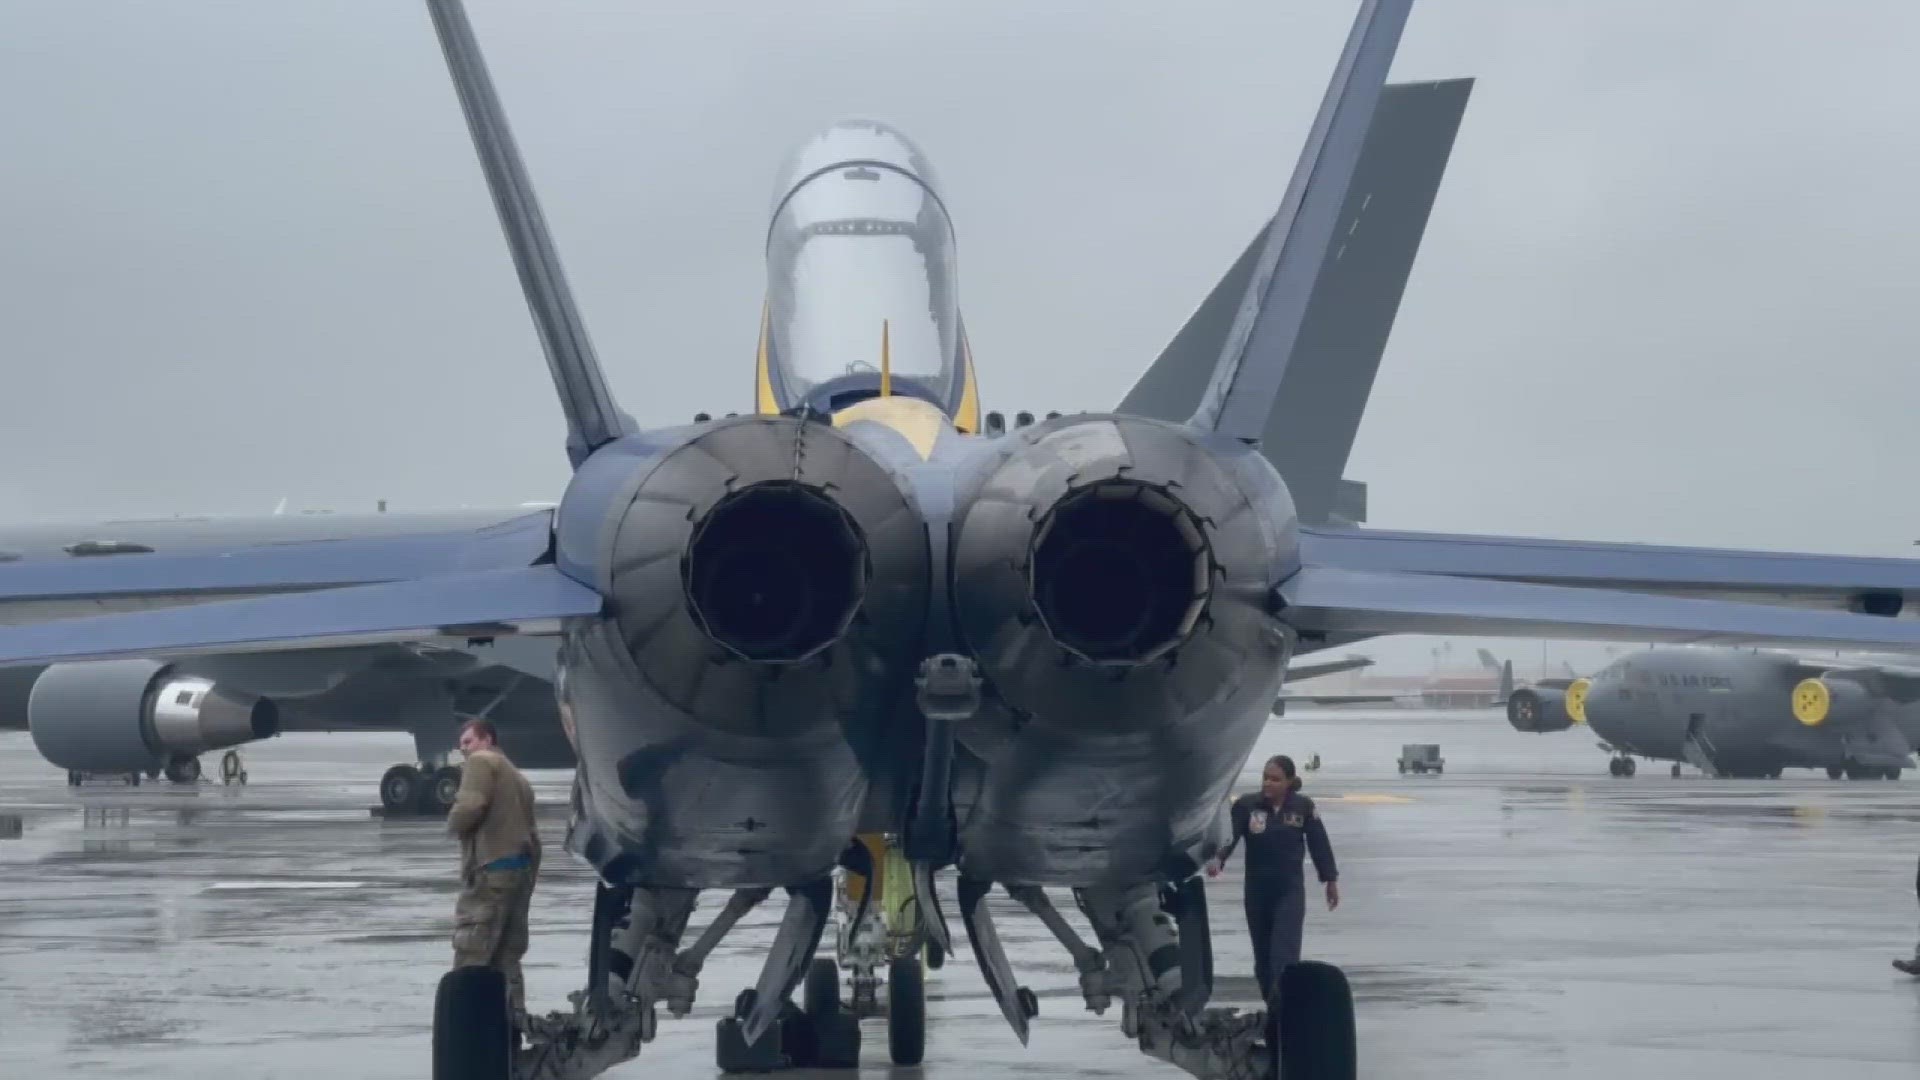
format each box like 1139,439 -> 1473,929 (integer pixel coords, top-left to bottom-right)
1506,646 -> 1917,780
20,2 -> 1920,1077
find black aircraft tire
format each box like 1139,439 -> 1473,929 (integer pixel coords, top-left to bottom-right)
380,765 -> 420,811
1276,960 -> 1357,1080
164,756 -> 201,784
888,955 -> 926,1065
804,957 -> 840,1020
430,766 -> 464,811
433,965 -> 512,1080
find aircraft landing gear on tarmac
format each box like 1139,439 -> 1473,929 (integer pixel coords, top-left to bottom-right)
1608,756 -> 1636,777
1828,764 -> 1903,781
818,832 -> 931,1066
433,965 -> 515,1080
163,755 -> 202,784
378,762 -> 463,814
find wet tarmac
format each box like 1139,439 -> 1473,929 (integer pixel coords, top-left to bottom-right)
4,710 -> 1919,1078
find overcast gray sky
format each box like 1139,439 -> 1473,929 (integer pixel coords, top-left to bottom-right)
3,1 -> 1916,673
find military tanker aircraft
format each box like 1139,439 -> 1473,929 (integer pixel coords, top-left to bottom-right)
20,2 -> 1920,1078
1506,646 -> 1917,779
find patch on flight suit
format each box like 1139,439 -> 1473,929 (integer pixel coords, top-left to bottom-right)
1248,810 -> 1268,834
1281,811 -> 1305,828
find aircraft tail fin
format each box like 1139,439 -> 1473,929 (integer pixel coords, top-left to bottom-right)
423,0 -> 634,467
1183,0 -> 1415,445
1121,70 -> 1470,523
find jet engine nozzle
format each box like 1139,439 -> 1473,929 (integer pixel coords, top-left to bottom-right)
1505,686 -> 1575,733
685,480 -> 866,662
28,659 -> 281,772
950,414 -> 1294,736
593,414 -> 929,740
1029,479 -> 1210,663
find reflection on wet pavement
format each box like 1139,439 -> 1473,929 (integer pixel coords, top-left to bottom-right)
3,711 -> 1919,1078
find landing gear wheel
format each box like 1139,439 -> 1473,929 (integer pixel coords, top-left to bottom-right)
1276,960 -> 1357,1080
887,955 -> 925,1066
1828,765 -> 1845,780
433,965 -> 513,1080
803,957 -> 840,1019
1888,768 -> 1903,781
428,765 -> 463,811
1671,763 -> 1681,778
1621,757 -> 1636,777
1608,758 -> 1623,777
800,958 -> 860,1069
164,756 -> 201,785
380,764 -> 421,812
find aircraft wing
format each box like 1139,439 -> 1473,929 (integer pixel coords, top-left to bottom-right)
1299,526 -> 1920,615
1278,560 -> 1920,653
1773,652 -> 1920,696
1276,692 -> 1402,706
0,565 -> 599,667
0,511 -> 555,626
1282,655 -> 1373,683
0,508 -> 600,668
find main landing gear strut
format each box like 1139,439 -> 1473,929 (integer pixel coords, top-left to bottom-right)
433,838 -> 888,1080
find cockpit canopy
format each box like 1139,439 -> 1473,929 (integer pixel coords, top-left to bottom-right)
762,120 -> 965,415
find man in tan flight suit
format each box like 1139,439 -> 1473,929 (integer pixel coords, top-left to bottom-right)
447,718 -> 542,1028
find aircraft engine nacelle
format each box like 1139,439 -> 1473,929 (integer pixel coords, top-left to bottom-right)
1790,676 -> 1873,728
593,413 -> 930,740
553,414 -> 932,887
951,414 -> 1293,727
27,659 -> 281,772
945,413 -> 1297,885
1506,687 -> 1576,733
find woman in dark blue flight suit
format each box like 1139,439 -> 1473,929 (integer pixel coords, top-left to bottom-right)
1206,753 -> 1340,1005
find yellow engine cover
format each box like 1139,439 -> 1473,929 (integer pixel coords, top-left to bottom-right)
1565,678 -> 1591,725
1791,678 -> 1830,726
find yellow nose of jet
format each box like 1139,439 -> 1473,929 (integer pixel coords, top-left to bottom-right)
1791,678 -> 1830,726
1565,678 -> 1590,725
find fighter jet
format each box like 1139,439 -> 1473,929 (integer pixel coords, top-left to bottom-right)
0,506 -> 1373,807
19,2 -> 1920,1077
1506,646 -> 1917,780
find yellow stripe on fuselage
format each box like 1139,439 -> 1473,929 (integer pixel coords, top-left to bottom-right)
755,300 -> 779,415
831,396 -> 949,461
